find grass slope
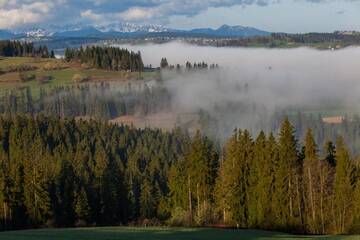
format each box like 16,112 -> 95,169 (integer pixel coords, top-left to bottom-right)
0,227 -> 358,240
0,57 -> 158,96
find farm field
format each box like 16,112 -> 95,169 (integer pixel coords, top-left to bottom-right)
110,112 -> 201,133
0,227 -> 358,240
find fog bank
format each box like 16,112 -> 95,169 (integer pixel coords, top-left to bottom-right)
113,42 -> 360,137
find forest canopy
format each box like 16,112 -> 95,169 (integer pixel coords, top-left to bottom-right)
0,40 -> 53,58
64,46 -> 144,72
0,115 -> 359,235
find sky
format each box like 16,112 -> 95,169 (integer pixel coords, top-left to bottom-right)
0,0 -> 360,33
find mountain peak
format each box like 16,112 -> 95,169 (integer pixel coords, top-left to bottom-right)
218,25 -> 248,30
218,24 -> 233,29
0,23 -> 270,39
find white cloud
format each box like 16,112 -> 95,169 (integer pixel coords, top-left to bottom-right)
91,0 -> 107,6
0,10 -> 41,29
24,2 -> 53,14
119,7 -> 157,21
0,0 -> 358,29
0,0 -> 17,8
81,9 -> 104,22
0,1 -> 57,29
114,0 -> 281,23
78,0 -> 281,25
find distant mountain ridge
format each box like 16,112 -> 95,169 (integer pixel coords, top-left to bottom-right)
0,23 -> 270,39
190,25 -> 270,37
0,30 -> 16,39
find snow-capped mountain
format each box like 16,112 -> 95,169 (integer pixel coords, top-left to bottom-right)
24,28 -> 53,38
15,24 -> 93,37
14,23 -> 169,37
97,23 -> 169,33
3,23 -> 270,39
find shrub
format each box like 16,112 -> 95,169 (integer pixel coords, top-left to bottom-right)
36,75 -> 52,84
75,220 -> 87,228
43,62 -> 65,71
139,218 -> 162,227
194,202 -> 215,226
81,63 -> 92,69
19,72 -> 36,82
44,218 -> 56,228
5,64 -> 37,73
167,207 -> 192,227
72,73 -> 89,83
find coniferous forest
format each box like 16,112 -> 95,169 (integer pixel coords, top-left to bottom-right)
0,115 -> 359,235
2,85 -> 360,154
2,0 -> 360,237
0,40 -> 359,236
0,41 -> 53,58
64,46 -> 144,72
0,84 -> 171,120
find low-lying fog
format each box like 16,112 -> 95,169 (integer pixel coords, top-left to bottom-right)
113,42 -> 360,138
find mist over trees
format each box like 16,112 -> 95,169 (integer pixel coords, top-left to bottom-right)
0,83 -> 171,120
1,41 -> 360,235
2,84 -> 360,154
0,116 -> 359,234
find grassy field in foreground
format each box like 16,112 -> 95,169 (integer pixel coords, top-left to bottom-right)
0,227 -> 358,240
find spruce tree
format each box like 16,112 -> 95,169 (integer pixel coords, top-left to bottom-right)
303,129 -> 320,233
185,131 -> 218,225
214,130 -> 240,226
248,131 -> 271,228
140,178 -> 156,219
74,187 -> 90,225
274,118 -> 301,230
332,137 -> 354,234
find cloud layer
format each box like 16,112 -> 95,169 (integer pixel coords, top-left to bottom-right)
0,0 -> 357,29
0,1 -> 59,29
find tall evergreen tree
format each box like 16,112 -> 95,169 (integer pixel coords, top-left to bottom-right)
303,129 -> 320,233
248,131 -> 270,228
274,118 -> 301,230
332,137 -> 354,234
140,178 -> 156,219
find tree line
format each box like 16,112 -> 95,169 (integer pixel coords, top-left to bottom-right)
0,115 -> 359,234
169,119 -> 360,234
0,83 -> 171,120
215,121 -> 359,234
160,58 -> 219,71
3,85 -> 360,155
65,46 -> 144,72
0,40 -> 54,58
183,32 -> 360,48
0,115 -> 190,230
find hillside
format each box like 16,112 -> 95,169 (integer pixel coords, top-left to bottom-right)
190,24 -> 270,37
0,57 -> 157,95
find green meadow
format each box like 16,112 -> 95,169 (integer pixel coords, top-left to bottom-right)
0,227 -> 358,240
